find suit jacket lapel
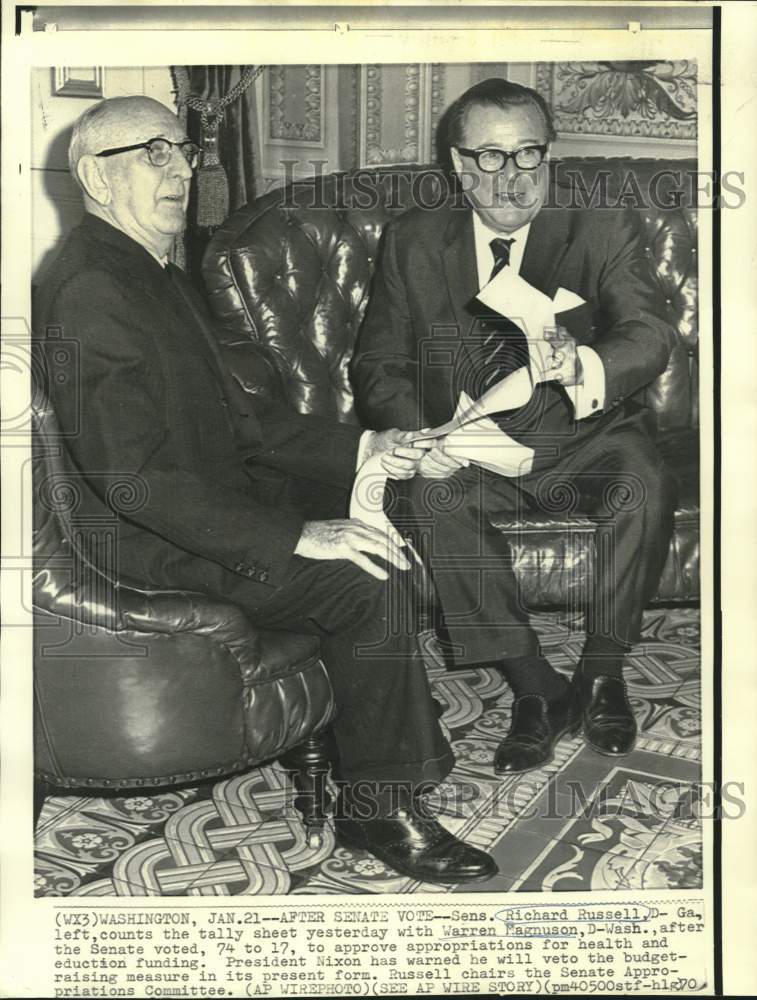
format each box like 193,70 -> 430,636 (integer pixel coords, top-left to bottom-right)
518,205 -> 574,297
81,216 -> 221,376
440,207 -> 479,338
80,217 -> 227,381
161,265 -> 262,444
440,200 -> 575,322
164,264 -> 232,383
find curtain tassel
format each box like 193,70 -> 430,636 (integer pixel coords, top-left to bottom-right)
196,106 -> 229,229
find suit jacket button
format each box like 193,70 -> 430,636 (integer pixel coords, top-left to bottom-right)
235,562 -> 245,573
591,399 -> 599,409
258,571 -> 269,583
246,568 -> 255,578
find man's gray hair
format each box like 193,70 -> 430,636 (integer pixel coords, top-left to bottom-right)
68,96 -> 169,191
68,99 -> 114,188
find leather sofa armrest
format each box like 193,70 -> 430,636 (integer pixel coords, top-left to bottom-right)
120,589 -> 265,674
34,567 -> 265,675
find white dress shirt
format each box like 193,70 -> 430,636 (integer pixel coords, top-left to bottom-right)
471,212 -> 606,419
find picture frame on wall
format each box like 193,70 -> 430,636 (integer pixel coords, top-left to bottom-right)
51,66 -> 104,98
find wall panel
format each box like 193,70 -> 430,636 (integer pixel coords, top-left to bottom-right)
256,59 -> 697,189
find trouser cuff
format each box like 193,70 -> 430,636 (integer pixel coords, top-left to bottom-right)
336,748 -> 455,811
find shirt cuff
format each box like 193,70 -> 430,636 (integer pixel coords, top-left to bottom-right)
356,430 -> 374,470
564,346 -> 606,420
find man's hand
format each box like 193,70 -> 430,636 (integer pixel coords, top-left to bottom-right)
361,428 -> 432,480
544,325 -> 584,387
418,442 -> 467,479
294,519 -> 411,580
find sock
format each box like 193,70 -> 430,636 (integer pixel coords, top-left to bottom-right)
499,653 -> 568,701
580,635 -> 629,682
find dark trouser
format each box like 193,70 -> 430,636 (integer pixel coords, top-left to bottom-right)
244,554 -> 454,789
121,476 -> 454,795
391,403 -> 677,666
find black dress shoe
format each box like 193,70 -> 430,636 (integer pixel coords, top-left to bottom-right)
335,807 -> 498,884
576,674 -> 637,756
494,692 -> 580,775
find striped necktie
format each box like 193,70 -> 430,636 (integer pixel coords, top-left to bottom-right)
477,238 -> 528,389
489,237 -> 515,281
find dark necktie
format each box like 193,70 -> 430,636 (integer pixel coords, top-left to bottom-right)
475,237 -> 527,389
464,236 -> 528,395
489,237 -> 515,281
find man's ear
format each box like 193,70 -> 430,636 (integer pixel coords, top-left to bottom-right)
76,154 -> 112,206
450,147 -> 477,194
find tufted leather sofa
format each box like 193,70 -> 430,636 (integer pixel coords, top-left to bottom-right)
202,158 -> 699,607
32,372 -> 336,839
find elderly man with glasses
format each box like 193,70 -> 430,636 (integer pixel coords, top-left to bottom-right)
353,78 -> 678,774
33,96 -> 500,886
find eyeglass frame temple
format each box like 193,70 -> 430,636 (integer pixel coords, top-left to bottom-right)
94,138 -> 202,163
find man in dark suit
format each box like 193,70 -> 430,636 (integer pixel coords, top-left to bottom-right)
33,95 -> 498,885
352,78 -> 678,773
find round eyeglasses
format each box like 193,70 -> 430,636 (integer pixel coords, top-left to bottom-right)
95,137 -> 202,170
455,144 -> 548,173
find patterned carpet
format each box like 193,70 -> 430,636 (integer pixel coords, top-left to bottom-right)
34,607 -> 702,897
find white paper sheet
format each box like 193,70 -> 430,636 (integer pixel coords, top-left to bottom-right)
477,264 -> 557,380
350,385 -> 535,535
349,274 -> 580,536
553,286 -> 587,313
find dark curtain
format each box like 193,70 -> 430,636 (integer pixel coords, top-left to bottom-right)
172,66 -> 260,280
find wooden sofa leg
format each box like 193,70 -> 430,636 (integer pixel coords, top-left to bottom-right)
282,734 -> 333,848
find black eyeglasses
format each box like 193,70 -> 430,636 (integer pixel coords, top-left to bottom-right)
95,137 -> 202,169
455,144 -> 549,172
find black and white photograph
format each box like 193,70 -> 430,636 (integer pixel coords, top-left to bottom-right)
30,49 -> 704,898
2,2 -> 756,997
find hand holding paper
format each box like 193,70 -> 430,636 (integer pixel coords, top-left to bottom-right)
439,391 -> 535,477
362,428 -> 433,480
417,444 -> 468,479
349,279 -> 591,536
349,385 -> 535,537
